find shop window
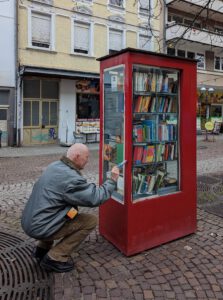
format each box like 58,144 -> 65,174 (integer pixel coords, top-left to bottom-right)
42,80 -> 59,99
211,105 -> 222,117
215,56 -> 223,71
31,12 -> 51,49
0,91 -> 9,105
73,22 -> 91,55
109,28 -> 124,54
77,94 -> 100,119
24,79 -> 40,98
139,34 -> 151,51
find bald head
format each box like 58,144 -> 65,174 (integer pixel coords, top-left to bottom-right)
67,143 -> 89,169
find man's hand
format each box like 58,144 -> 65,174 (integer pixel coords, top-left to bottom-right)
111,166 -> 119,181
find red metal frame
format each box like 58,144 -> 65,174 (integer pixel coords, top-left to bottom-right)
98,48 -> 197,256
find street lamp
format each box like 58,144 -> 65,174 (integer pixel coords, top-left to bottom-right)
200,86 -> 215,141
200,86 -> 214,121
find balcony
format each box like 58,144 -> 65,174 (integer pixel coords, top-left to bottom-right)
166,24 -> 223,48
166,0 -> 223,22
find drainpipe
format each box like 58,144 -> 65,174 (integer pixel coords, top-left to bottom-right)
14,0 -> 18,146
163,0 -> 167,54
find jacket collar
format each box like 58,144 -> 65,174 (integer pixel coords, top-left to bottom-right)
60,156 -> 82,175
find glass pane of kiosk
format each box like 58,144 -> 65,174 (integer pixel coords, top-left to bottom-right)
103,66 -> 125,202
132,65 -> 180,201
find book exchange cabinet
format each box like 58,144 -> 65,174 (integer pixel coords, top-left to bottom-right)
98,48 -> 197,256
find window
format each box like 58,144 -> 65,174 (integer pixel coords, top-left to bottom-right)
42,101 -> 58,126
24,79 -> 40,98
77,94 -> 100,119
196,53 -> 205,69
177,49 -> 185,58
172,15 -> 183,24
184,19 -> 193,26
42,81 -> 59,99
23,101 -> 40,126
73,22 -> 91,55
215,56 -> 223,71
109,28 -> 123,54
139,34 -> 151,51
214,27 -> 223,34
0,91 -> 9,105
167,47 -> 175,56
187,51 -> 195,59
109,0 -> 124,7
31,12 -> 51,49
139,0 -> 149,14
0,109 -> 7,120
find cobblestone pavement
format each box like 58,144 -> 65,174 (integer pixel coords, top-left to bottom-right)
0,136 -> 223,300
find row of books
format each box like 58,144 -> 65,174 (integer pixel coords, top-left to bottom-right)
156,143 -> 177,161
132,170 -> 166,194
133,71 -> 178,93
133,142 -> 177,164
158,123 -> 177,141
133,122 -> 177,142
133,120 -> 156,142
134,95 -> 177,113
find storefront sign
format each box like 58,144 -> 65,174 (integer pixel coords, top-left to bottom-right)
205,121 -> 214,131
76,79 -> 99,93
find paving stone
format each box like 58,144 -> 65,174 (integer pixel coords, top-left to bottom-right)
1,139 -> 223,299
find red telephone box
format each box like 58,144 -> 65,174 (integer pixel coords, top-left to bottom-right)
98,48 -> 197,256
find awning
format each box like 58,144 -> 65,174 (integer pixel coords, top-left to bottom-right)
19,66 -> 99,80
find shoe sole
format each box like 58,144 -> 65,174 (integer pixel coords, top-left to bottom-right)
40,261 -> 74,273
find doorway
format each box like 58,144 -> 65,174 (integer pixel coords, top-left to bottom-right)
23,78 -> 59,145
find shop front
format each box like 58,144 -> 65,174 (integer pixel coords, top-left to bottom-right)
197,87 -> 223,132
19,67 -> 100,146
75,79 -> 100,143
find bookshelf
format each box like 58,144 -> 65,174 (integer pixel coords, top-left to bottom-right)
98,48 -> 197,256
132,65 -> 179,200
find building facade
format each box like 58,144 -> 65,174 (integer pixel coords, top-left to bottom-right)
18,0 -> 161,145
0,0 -> 16,146
164,0 -> 223,130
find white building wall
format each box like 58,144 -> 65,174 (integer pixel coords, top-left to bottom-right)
59,79 -> 76,144
0,0 -> 16,87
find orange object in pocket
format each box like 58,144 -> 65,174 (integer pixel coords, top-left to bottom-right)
66,207 -> 78,219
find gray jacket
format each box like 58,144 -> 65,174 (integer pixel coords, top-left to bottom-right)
21,156 -> 116,239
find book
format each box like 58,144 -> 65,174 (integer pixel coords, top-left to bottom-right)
154,170 -> 165,190
148,175 -> 156,193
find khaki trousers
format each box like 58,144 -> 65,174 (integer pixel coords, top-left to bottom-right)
37,213 -> 97,262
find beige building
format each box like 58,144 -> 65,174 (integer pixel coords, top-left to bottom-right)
18,0 -> 161,145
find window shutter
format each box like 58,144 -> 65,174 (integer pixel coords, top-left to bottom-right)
32,13 -> 51,45
139,35 -> 150,51
74,22 -> 90,53
109,29 -> 123,51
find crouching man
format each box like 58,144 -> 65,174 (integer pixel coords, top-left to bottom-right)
21,143 -> 119,273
